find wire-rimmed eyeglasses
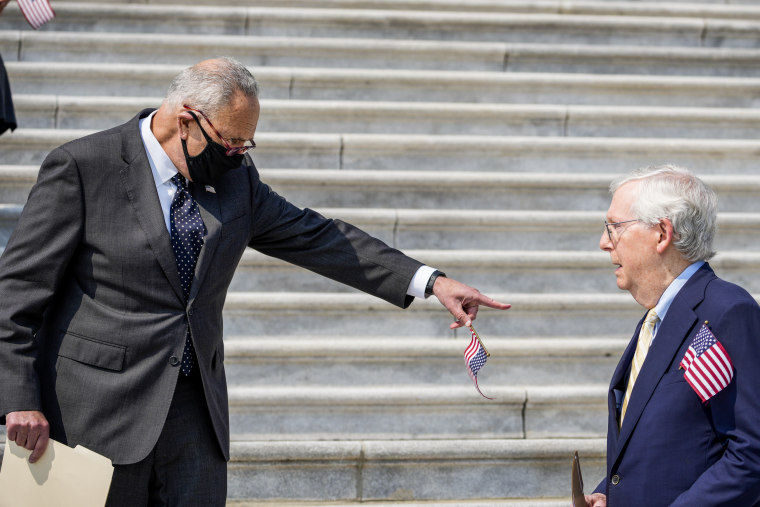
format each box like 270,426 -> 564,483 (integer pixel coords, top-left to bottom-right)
183,104 -> 256,156
603,219 -> 641,242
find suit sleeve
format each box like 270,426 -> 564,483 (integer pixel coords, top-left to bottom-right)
671,299 -> 760,505
245,168 -> 423,309
0,147 -> 84,422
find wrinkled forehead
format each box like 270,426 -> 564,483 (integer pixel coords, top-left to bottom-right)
213,96 -> 260,140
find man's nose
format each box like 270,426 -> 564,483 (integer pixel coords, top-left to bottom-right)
600,229 -> 612,251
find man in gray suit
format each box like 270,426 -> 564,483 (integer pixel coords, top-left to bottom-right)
0,57 -> 509,505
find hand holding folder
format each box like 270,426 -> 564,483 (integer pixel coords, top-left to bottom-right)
0,438 -> 114,507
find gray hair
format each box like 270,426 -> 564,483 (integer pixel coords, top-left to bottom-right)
163,57 -> 259,118
611,164 -> 717,262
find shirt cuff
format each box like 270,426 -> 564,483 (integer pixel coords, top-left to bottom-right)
407,265 -> 437,299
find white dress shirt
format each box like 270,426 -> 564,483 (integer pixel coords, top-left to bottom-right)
650,260 -> 705,341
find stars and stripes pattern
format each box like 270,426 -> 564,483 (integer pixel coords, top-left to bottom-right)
679,323 -> 734,403
464,326 -> 493,400
17,0 -> 55,30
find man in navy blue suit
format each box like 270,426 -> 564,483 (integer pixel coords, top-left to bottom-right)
586,165 -> 760,506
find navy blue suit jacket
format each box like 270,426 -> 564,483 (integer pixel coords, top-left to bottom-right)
594,263 -> 760,506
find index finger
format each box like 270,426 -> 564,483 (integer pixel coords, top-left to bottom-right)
475,295 -> 511,310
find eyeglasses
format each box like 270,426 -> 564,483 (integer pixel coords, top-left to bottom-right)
603,219 -> 641,242
183,105 -> 256,156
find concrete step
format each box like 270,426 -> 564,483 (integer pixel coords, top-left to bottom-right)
5,166 -> 760,213
223,336 -> 625,387
10,62 -> 760,107
257,170 -> 760,213
8,127 -> 760,174
228,384 -> 607,440
219,291 -> 646,338
229,249 -> 760,294
225,438 -> 606,502
0,435 -> 602,503
41,0 -> 760,19
0,435 -> 606,502
2,197 -> 757,250
17,94 -> 760,139
230,501 -> 569,507
4,4 -> 760,47
3,199 -> 757,251
7,31 -> 760,76
219,290 -> 760,338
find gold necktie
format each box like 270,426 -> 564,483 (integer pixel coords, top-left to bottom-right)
620,309 -> 659,426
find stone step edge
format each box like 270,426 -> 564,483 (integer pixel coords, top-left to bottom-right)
228,384 -> 607,406
221,291 -> 760,312
235,249 -> 760,270
4,203 -> 759,232
229,501 -> 568,507
0,433 -> 605,450
223,336 -> 628,358
227,437 -> 605,461
10,32 -> 760,64
1,225 -> 755,269
229,500 -> 569,507
41,0 -> 760,20
5,3 -> 760,33
9,61 -> 760,91
4,165 -> 760,194
222,292 -> 632,312
12,128 -> 760,158
18,94 -> 760,126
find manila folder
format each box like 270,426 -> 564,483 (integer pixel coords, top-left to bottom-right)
0,438 -> 113,507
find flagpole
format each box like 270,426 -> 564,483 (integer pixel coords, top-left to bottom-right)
469,325 -> 490,358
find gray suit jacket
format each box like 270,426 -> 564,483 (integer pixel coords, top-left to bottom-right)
0,109 -> 422,464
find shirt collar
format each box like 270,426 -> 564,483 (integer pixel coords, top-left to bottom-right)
653,260 -> 705,324
139,110 -> 180,187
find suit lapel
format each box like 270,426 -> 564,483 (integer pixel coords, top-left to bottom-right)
189,183 -> 222,303
610,264 -> 714,467
118,109 -> 185,304
607,321 -> 641,434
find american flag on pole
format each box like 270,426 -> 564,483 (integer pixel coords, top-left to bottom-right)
17,0 -> 55,30
679,323 -> 734,403
464,326 -> 493,400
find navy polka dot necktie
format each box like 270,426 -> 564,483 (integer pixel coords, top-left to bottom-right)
170,174 -> 206,376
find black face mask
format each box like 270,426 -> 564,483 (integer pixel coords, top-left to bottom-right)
181,113 -> 244,185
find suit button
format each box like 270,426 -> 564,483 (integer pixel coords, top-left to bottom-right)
187,308 -> 193,316
611,475 -> 620,485
169,356 -> 180,367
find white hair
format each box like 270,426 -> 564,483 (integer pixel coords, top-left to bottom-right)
162,57 -> 259,118
611,164 -> 717,262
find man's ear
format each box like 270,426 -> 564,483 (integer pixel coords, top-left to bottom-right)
655,218 -> 675,254
177,111 -> 194,140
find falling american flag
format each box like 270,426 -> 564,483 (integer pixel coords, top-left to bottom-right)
17,0 -> 55,30
464,326 -> 493,400
679,323 -> 734,403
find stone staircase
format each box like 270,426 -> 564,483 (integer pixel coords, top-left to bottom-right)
2,0 -> 760,504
